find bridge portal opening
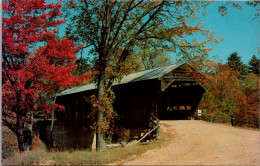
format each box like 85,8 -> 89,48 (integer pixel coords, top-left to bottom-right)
157,81 -> 205,120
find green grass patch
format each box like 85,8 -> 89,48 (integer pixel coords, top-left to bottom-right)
2,131 -> 169,165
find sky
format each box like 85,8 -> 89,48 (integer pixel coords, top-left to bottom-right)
200,1 -> 259,64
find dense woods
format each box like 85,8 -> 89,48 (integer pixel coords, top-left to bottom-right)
200,54 -> 259,128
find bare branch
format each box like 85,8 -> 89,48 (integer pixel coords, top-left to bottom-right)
108,0 -> 136,49
117,1 -> 166,65
2,118 -> 16,133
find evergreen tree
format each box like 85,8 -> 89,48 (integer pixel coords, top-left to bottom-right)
227,52 -> 248,76
248,55 -> 259,75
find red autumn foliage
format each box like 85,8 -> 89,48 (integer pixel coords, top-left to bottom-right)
234,75 -> 259,128
2,0 -> 91,151
235,93 -> 259,127
200,64 -> 259,128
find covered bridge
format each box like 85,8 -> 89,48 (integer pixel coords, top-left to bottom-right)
39,63 -> 207,148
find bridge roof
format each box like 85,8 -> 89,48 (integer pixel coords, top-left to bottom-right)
58,63 -> 189,96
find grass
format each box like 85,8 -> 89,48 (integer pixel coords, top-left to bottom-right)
2,130 -> 169,165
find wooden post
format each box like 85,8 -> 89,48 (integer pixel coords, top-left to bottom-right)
91,133 -> 96,151
231,115 -> 234,126
125,125 -> 159,147
155,105 -> 160,138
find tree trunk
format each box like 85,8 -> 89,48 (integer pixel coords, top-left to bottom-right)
16,122 -> 33,152
96,112 -> 106,151
96,75 -> 106,151
15,104 -> 33,152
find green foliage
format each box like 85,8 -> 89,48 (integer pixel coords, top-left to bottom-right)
73,57 -> 91,76
248,55 -> 259,75
136,42 -> 172,70
227,52 -> 248,76
236,73 -> 259,127
244,73 -> 259,92
201,64 -> 241,114
200,63 -> 259,128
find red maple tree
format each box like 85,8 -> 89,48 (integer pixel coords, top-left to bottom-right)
2,0 -> 91,151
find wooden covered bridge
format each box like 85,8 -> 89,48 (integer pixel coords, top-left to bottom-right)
39,63 -> 206,148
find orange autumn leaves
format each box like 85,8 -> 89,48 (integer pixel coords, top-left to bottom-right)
200,64 -> 259,128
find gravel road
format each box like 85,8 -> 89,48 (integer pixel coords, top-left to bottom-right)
122,120 -> 260,165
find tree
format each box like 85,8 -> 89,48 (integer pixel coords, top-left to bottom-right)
234,73 -> 259,127
227,52 -> 248,76
64,0 -> 236,150
200,64 -> 242,122
2,0 -> 91,151
248,55 -> 259,75
235,92 -> 259,128
136,40 -> 172,70
200,64 -> 259,127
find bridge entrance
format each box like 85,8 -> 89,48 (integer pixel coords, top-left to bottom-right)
157,81 -> 205,120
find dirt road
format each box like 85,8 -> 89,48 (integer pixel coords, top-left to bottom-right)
123,120 -> 260,165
